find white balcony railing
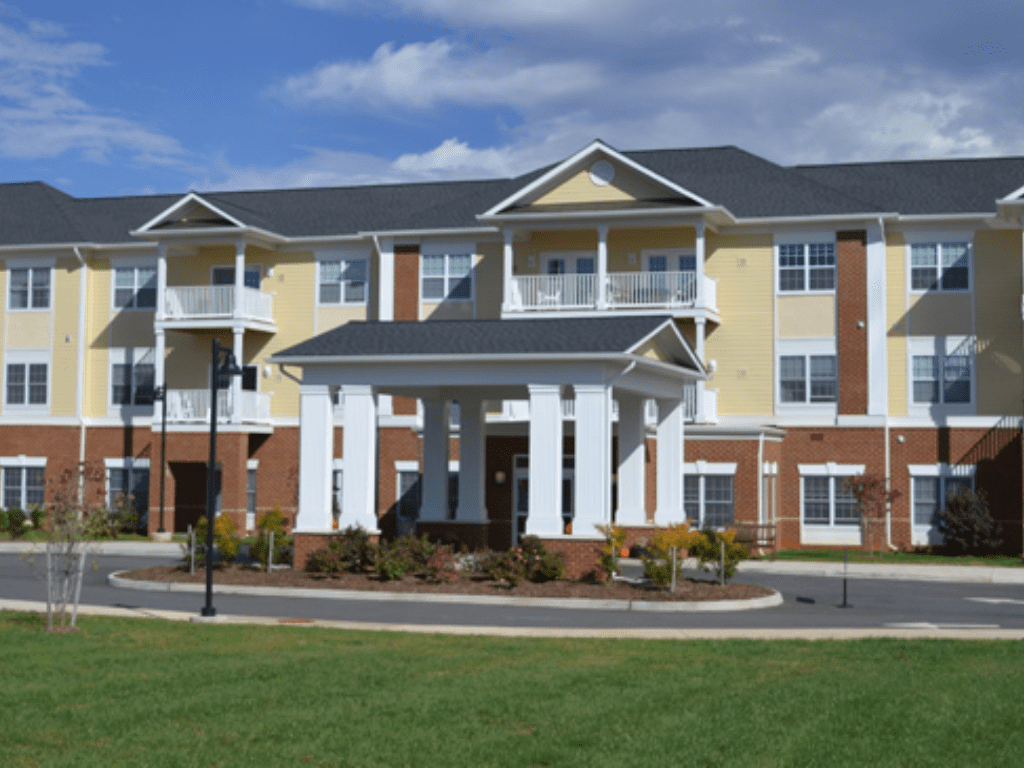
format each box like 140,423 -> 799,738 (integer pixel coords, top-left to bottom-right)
163,286 -> 275,324
494,392 -> 717,424
164,389 -> 272,424
509,272 -> 716,313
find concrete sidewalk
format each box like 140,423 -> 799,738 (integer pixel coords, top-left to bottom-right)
0,541 -> 182,556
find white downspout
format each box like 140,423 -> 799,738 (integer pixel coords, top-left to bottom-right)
877,216 -> 898,551
756,431 -> 764,526
73,246 -> 88,503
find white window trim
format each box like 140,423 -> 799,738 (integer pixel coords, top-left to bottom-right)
315,249 -> 369,307
108,348 -> 156,416
776,338 -> 838,413
210,265 -> 261,288
908,464 -> 976,545
905,232 -> 974,294
1,455 -> 47,510
799,463 -> 865,545
642,249 -> 696,272
420,246 -> 475,303
6,257 -> 55,312
4,350 -> 50,412
104,458 -> 150,523
111,262 -> 158,311
540,250 -> 597,275
774,232 -> 837,295
907,336 -> 975,417
682,462 -> 737,530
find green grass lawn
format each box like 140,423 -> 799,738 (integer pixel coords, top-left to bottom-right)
2,613 -> 1023,766
766,548 -> 1024,567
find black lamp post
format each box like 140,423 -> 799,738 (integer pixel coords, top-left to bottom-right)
201,338 -> 242,618
152,384 -> 168,534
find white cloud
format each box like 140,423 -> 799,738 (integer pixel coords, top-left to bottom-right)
276,39 -> 602,112
0,6 -> 184,165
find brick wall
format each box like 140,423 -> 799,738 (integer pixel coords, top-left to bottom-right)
392,244 -> 420,415
837,230 -> 868,415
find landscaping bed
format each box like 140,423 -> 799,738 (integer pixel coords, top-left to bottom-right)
121,563 -> 774,602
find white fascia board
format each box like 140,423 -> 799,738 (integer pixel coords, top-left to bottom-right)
480,140 -> 717,218
134,192 -> 249,233
733,212 -> 900,228
131,225 -> 287,247
271,351 -> 635,367
998,182 -> 1024,202
895,213 -> 996,225
626,320 -> 706,376
479,206 -> 730,227
358,227 -> 499,240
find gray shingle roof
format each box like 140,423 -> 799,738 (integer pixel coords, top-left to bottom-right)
273,316 -> 691,365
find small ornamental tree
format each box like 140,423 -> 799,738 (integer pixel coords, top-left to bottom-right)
844,474 -> 902,554
938,487 -> 1002,555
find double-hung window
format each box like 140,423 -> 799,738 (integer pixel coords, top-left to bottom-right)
9,267 -> 50,310
779,355 -> 837,404
318,258 -> 367,304
910,338 -> 973,408
106,459 -> 149,528
110,349 -> 155,407
683,463 -> 736,529
777,241 -> 835,292
113,266 -> 157,309
422,253 -> 472,301
1,458 -> 45,510
910,464 -> 975,544
5,353 -> 48,409
799,463 -> 864,542
910,241 -> 970,291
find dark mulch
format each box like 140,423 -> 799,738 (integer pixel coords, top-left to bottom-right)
121,564 -> 774,602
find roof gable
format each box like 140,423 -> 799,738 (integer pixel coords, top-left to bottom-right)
135,193 -> 248,234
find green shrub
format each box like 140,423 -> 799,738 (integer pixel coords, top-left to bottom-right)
195,515 -> 242,566
328,526 -> 376,572
304,547 -> 341,575
424,545 -> 460,583
0,508 -> 8,534
250,507 -> 292,568
374,542 -> 411,581
7,507 -> 28,539
480,549 -> 528,586
29,507 -> 46,530
690,529 -> 748,583
938,487 -> 1002,555
594,524 -> 626,578
108,496 -> 139,536
388,534 -> 436,570
532,549 -> 566,582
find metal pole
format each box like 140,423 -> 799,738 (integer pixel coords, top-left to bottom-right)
158,384 -> 168,533
202,339 -> 219,617
670,545 -> 676,594
840,545 -> 852,608
719,539 -> 725,586
269,529 -> 274,571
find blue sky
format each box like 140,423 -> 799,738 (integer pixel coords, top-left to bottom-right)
2,0 -> 1022,198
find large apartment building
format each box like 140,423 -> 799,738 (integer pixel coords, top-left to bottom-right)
2,140 -> 1023,563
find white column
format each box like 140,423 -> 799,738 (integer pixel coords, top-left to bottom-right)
573,384 -> 612,535
695,317 -> 706,424
654,396 -> 685,526
502,228 -> 514,313
419,399 -> 450,522
340,384 -> 379,532
155,329 -> 166,427
156,242 -> 167,321
526,384 -> 564,536
616,393 -> 647,526
866,220 -> 887,416
231,328 -> 244,424
695,220 -> 705,308
596,224 -> 608,310
377,236 -> 394,322
234,240 -> 245,320
296,384 -> 334,531
455,397 -> 488,523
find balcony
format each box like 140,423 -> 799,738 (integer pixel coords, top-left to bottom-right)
161,389 -> 272,426
160,286 -> 275,331
508,271 -> 717,316
490,386 -> 717,425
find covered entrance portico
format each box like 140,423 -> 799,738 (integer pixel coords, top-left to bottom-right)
272,316 -> 704,567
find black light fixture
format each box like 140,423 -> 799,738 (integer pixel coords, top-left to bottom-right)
201,338 -> 242,618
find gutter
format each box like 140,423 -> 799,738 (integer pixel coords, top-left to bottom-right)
73,247 -> 88,499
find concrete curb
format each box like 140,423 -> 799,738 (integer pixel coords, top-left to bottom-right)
734,560 -> 1024,584
107,571 -> 784,613
0,542 -> 182,556
4,599 -> 1023,640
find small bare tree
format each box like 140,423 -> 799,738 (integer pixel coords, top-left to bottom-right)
844,474 -> 902,555
24,462 -> 108,631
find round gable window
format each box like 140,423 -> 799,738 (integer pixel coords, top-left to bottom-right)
589,160 -> 615,186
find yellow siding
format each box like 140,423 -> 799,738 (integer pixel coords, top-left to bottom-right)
975,230 -> 1023,415
108,312 -> 156,348
516,231 -> 596,274
777,295 -> 836,338
703,233 -> 774,416
316,306 -> 366,333
85,262 -> 112,418
51,257 -> 80,417
422,301 -> 473,321
635,338 -> 668,362
886,232 -> 907,416
607,227 -> 694,272
474,244 -> 502,319
164,330 -> 209,390
906,293 -> 972,336
5,313 -> 51,349
530,162 -> 669,206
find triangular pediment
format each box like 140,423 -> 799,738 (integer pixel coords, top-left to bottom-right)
627,319 -> 705,375
482,140 -> 715,219
135,193 -> 246,234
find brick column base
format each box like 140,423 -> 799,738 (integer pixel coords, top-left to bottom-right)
293,531 -> 379,571
415,522 -> 490,551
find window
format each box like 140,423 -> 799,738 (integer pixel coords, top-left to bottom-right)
422,253 -> 472,301
9,267 -> 50,309
111,349 -> 155,406
777,242 -> 835,292
108,464 -> 149,529
246,466 -> 257,530
684,473 -> 735,529
780,355 -> 837,403
319,259 -> 367,304
802,476 -> 858,526
113,266 -> 157,309
912,354 -> 970,404
6,358 -> 47,407
1,459 -> 45,510
212,267 -> 260,289
912,475 -> 973,528
910,242 -> 970,291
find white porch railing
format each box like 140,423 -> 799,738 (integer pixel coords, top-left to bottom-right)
163,286 -> 274,323
509,272 -> 716,312
164,389 -> 272,424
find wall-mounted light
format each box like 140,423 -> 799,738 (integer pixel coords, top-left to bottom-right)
263,365 -> 272,378
494,470 -> 506,485
896,435 -> 905,443
708,359 -> 717,372
857,320 -> 865,329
